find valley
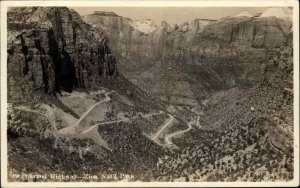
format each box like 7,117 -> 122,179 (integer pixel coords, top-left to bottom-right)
57,87 -> 188,149
6,6 -> 294,182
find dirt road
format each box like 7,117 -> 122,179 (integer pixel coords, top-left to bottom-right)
152,114 -> 175,141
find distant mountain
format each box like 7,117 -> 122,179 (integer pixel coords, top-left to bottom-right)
83,10 -> 292,62
83,10 -> 292,105
260,7 -> 293,22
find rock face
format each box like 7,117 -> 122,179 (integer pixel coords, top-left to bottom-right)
131,19 -> 157,34
8,8 -> 292,104
83,11 -> 293,105
83,12 -> 218,65
7,7 -> 118,102
203,16 -> 292,47
262,46 -> 293,92
83,11 -> 292,66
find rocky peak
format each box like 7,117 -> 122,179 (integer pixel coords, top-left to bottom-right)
171,19 -> 216,34
93,11 -> 119,17
202,15 -> 292,47
82,11 -> 133,35
190,19 -> 216,33
158,21 -> 174,33
260,7 -> 293,22
82,8 -> 293,72
178,22 -> 190,32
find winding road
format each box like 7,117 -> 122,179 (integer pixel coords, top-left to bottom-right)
80,109 -> 164,135
50,87 -> 201,149
74,92 -> 111,126
59,91 -> 165,136
164,115 -> 200,146
152,114 -> 175,141
58,91 -> 111,135
165,122 -> 192,145
15,88 -> 200,150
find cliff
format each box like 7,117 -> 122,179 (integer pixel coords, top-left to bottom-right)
83,11 -> 292,66
83,10 -> 292,105
7,8 -> 293,105
7,7 -> 118,102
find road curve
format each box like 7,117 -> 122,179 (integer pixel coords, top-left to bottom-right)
82,110 -> 164,135
165,122 -> 192,145
58,91 -> 111,134
74,92 -> 111,126
152,114 -> 174,141
165,115 -> 200,145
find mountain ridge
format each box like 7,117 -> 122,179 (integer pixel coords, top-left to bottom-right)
83,9 -> 292,105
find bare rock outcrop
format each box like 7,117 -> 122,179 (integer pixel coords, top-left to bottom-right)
83,11 -> 292,66
82,11 -> 293,105
7,7 -> 118,102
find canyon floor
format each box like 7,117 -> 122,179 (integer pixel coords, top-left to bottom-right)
7,77 -> 294,182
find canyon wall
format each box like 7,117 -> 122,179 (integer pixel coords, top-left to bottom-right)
83,10 -> 293,105
83,11 -> 292,66
7,7 -> 293,105
7,7 -> 118,102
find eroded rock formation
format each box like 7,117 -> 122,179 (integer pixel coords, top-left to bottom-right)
7,7 -> 118,102
83,10 -> 293,105
83,11 -> 292,65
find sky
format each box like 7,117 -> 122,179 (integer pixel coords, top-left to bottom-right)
71,7 -> 268,25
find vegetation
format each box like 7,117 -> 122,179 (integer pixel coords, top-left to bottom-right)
7,46 -> 294,182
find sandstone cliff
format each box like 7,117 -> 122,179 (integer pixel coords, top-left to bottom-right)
83,11 -> 292,66
7,7 -> 118,102
83,10 -> 292,105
